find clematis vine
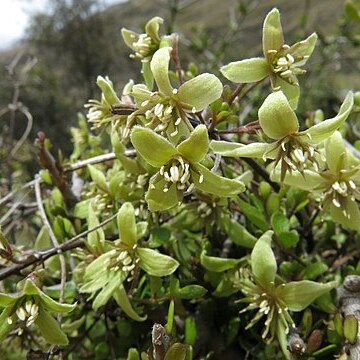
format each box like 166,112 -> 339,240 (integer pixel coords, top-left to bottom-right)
273,131 -> 360,231
130,124 -> 245,211
80,202 -> 179,320
210,90 -> 354,181
128,46 -> 223,144
221,8 -> 317,108
236,231 -> 336,359
0,278 -> 75,345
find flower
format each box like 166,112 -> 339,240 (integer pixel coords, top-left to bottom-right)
130,124 -> 245,211
235,231 -> 336,358
80,202 -> 179,319
210,90 -> 354,181
220,8 -> 318,108
273,131 -> 360,231
0,278 -> 75,345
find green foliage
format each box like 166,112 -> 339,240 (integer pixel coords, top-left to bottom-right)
1,3 -> 360,360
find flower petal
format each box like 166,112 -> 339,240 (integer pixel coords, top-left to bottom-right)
145,16 -> 163,43
137,247 -> 179,276
271,76 -> 300,110
121,28 -> 138,50
262,8 -> 284,56
96,76 -> 121,105
220,58 -> 269,83
329,198 -> 360,231
177,125 -> 209,163
113,286 -> 147,321
146,177 -> 179,212
278,280 -> 337,311
0,307 -> 15,341
258,90 -> 299,139
130,126 -> 178,168
150,47 -> 174,96
0,293 -> 20,308
289,33 -> 318,67
210,140 -> 277,158
200,250 -> 241,272
93,271 -> 123,310
118,202 -> 137,247
192,163 -> 245,197
325,131 -> 347,173
299,91 -> 354,144
251,230 -> 276,289
177,73 -> 223,111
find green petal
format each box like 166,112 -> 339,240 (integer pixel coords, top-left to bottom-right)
39,290 -> 76,314
0,307 -> 15,341
325,131 -> 347,173
192,163 -> 245,197
130,126 -> 178,167
278,280 -> 337,311
262,8 -> 284,56
177,73 -> 223,111
272,76 -> 300,110
0,293 -> 20,308
251,230 -> 276,289
177,125 -> 209,163
96,76 -> 121,105
36,307 -> 69,345
289,33 -> 318,66
150,47 -> 173,96
220,58 -> 269,83
146,177 -> 179,212
113,286 -> 146,321
164,343 -> 187,360
23,279 -> 41,296
145,16 -> 163,43
121,28 -> 138,50
93,272 -> 123,310
210,140 -> 277,159
329,198 -> 360,231
299,91 -> 354,144
200,250 -> 241,272
258,90 -> 299,139
137,247 -> 179,276
118,202 -> 137,247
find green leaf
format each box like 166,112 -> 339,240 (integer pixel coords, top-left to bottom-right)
36,307 -> 69,345
131,126 -> 178,167
237,199 -> 268,231
38,290 -> 76,314
148,227 -> 171,248
221,58 -> 269,83
219,216 -> 257,248
262,8 -> 284,55
185,317 -> 197,346
113,286 -> 146,321
86,202 -> 105,254
279,280 -> 337,311
271,212 -> 290,235
200,251 -> 241,272
258,91 -> 299,139
118,202 -> 137,247
88,164 -> 108,192
150,47 -> 174,96
177,125 -> 209,163
164,343 -> 187,360
137,247 -> 179,276
175,285 -> 207,299
210,140 -> 276,159
251,231 -> 276,288
192,163 -> 245,197
165,299 -> 175,333
177,73 -> 223,111
278,231 -> 300,248
146,177 -> 179,212
344,315 -> 358,344
300,91 -> 354,144
301,262 -> 328,280
127,348 -> 140,360
142,61 -> 154,90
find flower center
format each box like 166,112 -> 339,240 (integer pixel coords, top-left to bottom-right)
129,33 -> 152,60
8,299 -> 39,331
108,247 -> 139,282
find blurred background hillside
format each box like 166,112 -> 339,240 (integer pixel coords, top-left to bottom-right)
0,0 -> 359,157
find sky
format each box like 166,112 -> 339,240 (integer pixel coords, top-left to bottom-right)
0,0 -> 124,50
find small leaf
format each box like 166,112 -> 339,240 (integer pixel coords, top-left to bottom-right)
262,8 -> 284,55
118,202 -> 137,247
113,286 -> 147,321
177,125 -> 209,163
131,126 -> 178,168
237,199 -> 268,231
36,307 -> 69,345
251,231 -> 276,288
148,227 -> 171,248
210,140 -> 276,158
278,230 -> 300,248
221,58 -> 269,83
279,280 -> 337,311
86,202 -> 105,254
343,315 -> 358,344
165,299 -> 174,333
301,262 -> 328,280
150,47 -> 174,96
164,343 -> 187,360
271,212 -> 290,235
127,348 -> 140,360
185,317 -> 197,346
177,73 -> 223,111
200,251 -> 241,272
175,285 -> 207,299
137,247 -> 179,276
88,164 -> 108,192
258,91 -> 299,139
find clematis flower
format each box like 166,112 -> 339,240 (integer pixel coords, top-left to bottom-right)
272,131 -> 360,231
80,202 -> 179,320
221,8 -> 317,108
210,90 -> 353,181
236,231 -> 336,358
128,46 -> 223,144
130,124 -> 245,211
0,278 -> 75,345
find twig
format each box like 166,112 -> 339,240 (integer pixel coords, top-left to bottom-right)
0,212 -> 118,281
228,83 -> 246,105
34,178 -> 67,308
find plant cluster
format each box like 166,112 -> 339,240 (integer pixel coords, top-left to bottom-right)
1,7 -> 360,360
